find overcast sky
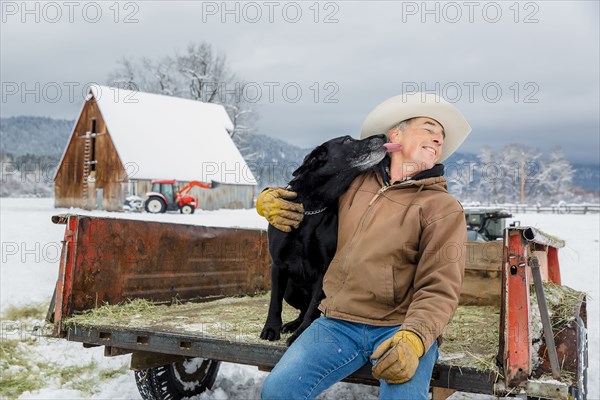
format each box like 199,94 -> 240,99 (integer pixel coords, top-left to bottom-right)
1,1 -> 599,163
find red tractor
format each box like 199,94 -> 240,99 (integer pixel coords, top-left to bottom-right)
144,179 -> 214,214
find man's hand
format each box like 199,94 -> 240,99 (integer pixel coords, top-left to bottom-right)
256,188 -> 304,232
370,330 -> 425,384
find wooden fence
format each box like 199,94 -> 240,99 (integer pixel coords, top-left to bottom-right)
464,203 -> 600,214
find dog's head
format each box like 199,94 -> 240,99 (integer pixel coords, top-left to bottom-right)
289,134 -> 388,199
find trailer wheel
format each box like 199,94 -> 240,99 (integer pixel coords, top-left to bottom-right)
134,358 -> 220,400
134,369 -> 158,400
145,197 -> 166,214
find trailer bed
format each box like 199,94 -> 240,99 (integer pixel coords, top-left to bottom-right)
64,295 -> 499,363
48,215 -> 587,398
60,294 -> 503,393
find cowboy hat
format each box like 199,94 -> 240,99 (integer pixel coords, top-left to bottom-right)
360,92 -> 472,161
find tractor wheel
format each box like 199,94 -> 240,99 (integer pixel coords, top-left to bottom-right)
180,204 -> 195,215
145,197 -> 166,214
134,358 -> 220,400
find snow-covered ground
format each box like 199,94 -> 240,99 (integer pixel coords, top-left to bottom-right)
1,198 -> 598,399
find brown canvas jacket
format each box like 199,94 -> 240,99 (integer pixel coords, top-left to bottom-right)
318,168 -> 467,351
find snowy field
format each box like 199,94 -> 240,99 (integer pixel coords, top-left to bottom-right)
1,198 -> 598,399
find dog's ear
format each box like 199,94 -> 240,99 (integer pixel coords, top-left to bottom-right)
292,144 -> 328,177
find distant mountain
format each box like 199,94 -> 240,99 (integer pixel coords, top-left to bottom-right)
1,116 -> 598,198
0,116 -> 73,157
232,132 -> 309,189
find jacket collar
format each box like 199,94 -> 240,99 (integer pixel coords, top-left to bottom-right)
379,156 -> 445,186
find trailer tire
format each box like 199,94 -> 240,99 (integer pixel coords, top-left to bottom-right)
134,358 -> 220,400
134,369 -> 158,400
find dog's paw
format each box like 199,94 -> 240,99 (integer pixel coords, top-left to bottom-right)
281,318 -> 302,334
285,321 -> 314,346
286,331 -> 301,346
260,325 -> 281,341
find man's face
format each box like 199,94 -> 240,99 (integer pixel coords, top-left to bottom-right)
390,117 -> 445,173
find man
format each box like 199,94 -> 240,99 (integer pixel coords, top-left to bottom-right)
258,93 -> 471,400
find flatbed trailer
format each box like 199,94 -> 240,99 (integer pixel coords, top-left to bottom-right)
46,214 -> 588,399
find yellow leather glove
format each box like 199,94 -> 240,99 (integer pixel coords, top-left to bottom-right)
256,188 -> 304,233
370,330 -> 425,384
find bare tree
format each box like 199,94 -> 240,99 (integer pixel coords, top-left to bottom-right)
473,144 -> 574,205
226,83 -> 259,138
106,57 -> 140,91
535,147 -> 574,202
140,56 -> 180,96
106,41 -> 257,137
476,146 -> 500,203
446,160 -> 476,201
175,42 -> 229,102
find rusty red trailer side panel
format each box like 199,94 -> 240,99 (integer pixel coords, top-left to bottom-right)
54,215 -> 271,322
501,230 -> 532,386
547,246 -> 562,285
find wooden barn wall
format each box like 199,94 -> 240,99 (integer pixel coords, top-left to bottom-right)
133,180 -> 255,210
192,183 -> 255,210
54,98 -> 127,211
133,180 -> 152,197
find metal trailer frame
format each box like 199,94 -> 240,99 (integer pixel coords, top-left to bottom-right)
47,215 -> 587,399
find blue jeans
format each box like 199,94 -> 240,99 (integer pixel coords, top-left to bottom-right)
262,317 -> 439,400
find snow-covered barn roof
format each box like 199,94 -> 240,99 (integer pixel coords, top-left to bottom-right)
69,85 -> 256,185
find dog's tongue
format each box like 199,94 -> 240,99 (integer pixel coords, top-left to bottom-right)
384,143 -> 403,153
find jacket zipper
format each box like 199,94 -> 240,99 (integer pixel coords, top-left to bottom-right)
368,184 -> 392,206
325,180 -> 408,311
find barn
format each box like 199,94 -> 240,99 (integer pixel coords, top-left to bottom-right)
54,85 -> 257,211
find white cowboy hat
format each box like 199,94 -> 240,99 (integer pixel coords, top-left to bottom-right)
360,92 -> 472,162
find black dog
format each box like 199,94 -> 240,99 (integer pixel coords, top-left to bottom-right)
260,134 -> 389,345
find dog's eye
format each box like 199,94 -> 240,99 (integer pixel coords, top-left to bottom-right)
317,149 -> 328,160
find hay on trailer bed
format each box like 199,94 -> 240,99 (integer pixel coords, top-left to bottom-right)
63,283 -> 585,376
63,294 -> 298,346
533,282 -> 586,335
64,296 -> 503,365
438,305 -> 502,376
